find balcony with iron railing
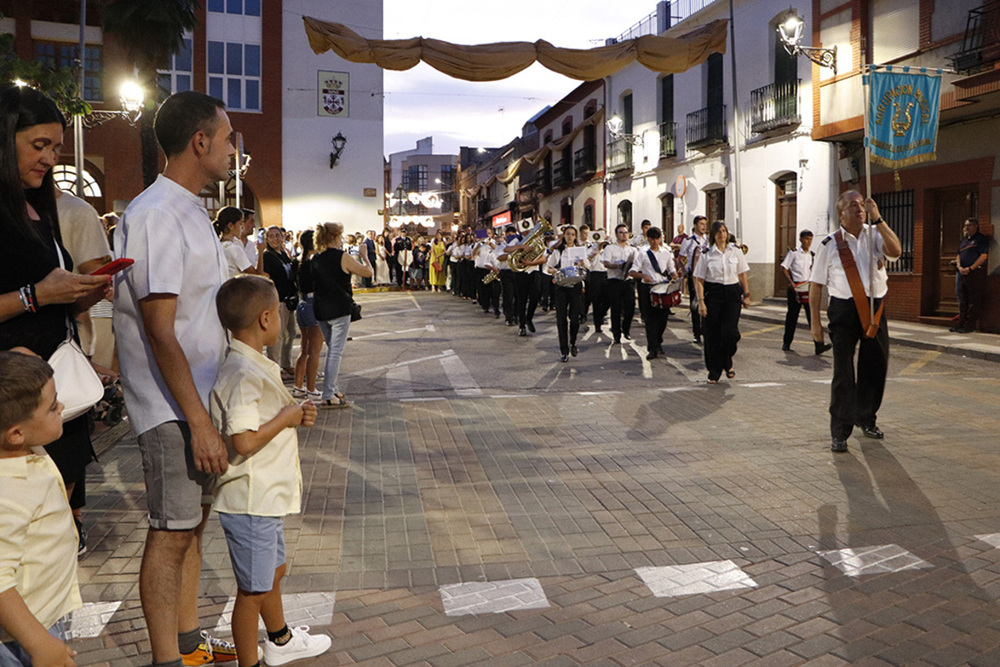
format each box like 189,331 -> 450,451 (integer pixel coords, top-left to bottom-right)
608,137 -> 633,172
535,166 -> 551,194
573,145 -> 597,178
552,159 -> 572,188
951,0 -> 1000,74
749,79 -> 800,135
659,121 -> 678,159
686,105 -> 727,151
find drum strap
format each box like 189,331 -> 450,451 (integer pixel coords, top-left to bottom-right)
834,230 -> 883,339
646,249 -> 663,277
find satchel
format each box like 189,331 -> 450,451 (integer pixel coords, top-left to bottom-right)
349,300 -> 362,322
48,336 -> 104,422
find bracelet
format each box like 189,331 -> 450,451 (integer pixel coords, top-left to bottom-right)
873,218 -> 885,225
18,285 -> 37,313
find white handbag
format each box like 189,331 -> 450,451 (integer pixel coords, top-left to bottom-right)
45,237 -> 104,422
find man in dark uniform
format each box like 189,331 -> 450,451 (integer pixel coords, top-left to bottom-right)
810,191 -> 902,453
951,218 -> 989,333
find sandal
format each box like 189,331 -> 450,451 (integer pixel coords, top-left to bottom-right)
319,397 -> 350,409
726,369 -> 736,379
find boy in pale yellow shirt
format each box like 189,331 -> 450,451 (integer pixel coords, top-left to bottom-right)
0,351 -> 81,667
210,276 -> 330,667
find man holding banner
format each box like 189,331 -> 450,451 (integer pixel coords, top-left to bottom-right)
810,192 -> 901,453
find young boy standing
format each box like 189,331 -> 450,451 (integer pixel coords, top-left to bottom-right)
210,276 -> 331,667
0,352 -> 81,667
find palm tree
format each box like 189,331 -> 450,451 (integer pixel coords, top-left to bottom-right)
103,0 -> 199,188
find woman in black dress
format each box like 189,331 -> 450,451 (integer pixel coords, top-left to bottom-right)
0,84 -> 111,553
261,225 -> 298,374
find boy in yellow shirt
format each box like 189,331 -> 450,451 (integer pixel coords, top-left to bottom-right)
210,276 -> 330,667
0,351 -> 81,667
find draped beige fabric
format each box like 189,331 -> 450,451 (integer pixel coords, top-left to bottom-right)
303,17 -> 728,82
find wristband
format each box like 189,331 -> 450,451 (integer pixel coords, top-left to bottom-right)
873,218 -> 885,225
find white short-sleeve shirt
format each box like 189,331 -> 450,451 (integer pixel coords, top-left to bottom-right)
632,246 -> 677,285
811,225 -> 897,299
602,243 -> 637,280
781,247 -> 813,284
56,191 -> 111,267
693,244 -> 750,285
113,175 -> 229,436
222,239 -> 252,278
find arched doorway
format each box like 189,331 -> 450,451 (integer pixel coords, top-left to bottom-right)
617,199 -> 633,233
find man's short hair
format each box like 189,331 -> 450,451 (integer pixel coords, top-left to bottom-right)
836,190 -> 863,213
799,229 -> 814,239
216,275 -> 278,332
241,208 -> 255,218
0,352 -> 53,432
615,224 -> 629,233
693,215 -> 708,225
640,220 -> 652,228
154,91 -> 226,158
646,226 -> 663,240
965,218 -> 979,227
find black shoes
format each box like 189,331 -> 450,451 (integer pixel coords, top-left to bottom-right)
646,351 -> 658,360
860,425 -> 884,439
623,333 -> 632,341
518,327 -> 527,337
781,344 -> 792,352
527,321 -> 536,333
570,345 -> 578,357
560,354 -> 569,362
75,517 -> 87,557
814,342 -> 832,355
831,438 -> 848,453
613,338 -> 621,344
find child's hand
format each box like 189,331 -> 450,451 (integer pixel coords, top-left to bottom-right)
279,404 -> 304,427
31,635 -> 77,666
300,400 -> 317,427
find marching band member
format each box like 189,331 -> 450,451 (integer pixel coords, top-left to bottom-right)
494,226 -> 520,325
504,229 -> 545,337
538,230 -> 556,311
780,229 -> 829,354
473,234 -> 497,315
459,233 -> 476,300
547,226 -> 586,362
680,216 -> 708,344
578,224 -> 592,324
603,224 -> 638,344
585,229 -> 609,334
694,220 -> 750,383
629,227 -> 677,360
631,219 -> 653,326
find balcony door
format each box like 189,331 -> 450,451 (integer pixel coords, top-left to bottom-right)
773,176 -> 798,295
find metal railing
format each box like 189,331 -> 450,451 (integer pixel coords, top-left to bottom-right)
573,145 -> 596,177
873,190 -> 914,273
535,166 -> 551,194
686,105 -> 727,150
951,0 -> 1000,74
749,79 -> 800,134
659,121 -> 678,158
552,159 -> 572,188
607,137 -> 633,172
612,0 -> 718,42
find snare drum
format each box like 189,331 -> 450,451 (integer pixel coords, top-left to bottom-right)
794,281 -> 810,304
553,266 -> 588,287
650,279 -> 682,309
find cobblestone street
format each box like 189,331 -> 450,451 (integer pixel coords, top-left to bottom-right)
71,292 -> 1000,666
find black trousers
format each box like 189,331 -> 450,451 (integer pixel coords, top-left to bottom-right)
702,282 -> 743,381
539,273 -> 553,309
500,269 -> 516,322
476,268 -> 500,313
449,260 -> 460,295
607,279 -> 635,340
587,271 -> 608,329
390,257 -> 402,286
783,286 -> 811,347
554,283 -> 582,355
513,270 -> 540,328
636,282 -> 650,325
827,296 -> 889,440
461,260 -> 476,298
644,295 -> 669,353
957,270 -> 986,330
687,273 -> 703,340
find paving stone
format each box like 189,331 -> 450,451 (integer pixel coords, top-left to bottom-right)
439,578 -> 549,616
817,545 -> 933,577
635,561 -> 757,598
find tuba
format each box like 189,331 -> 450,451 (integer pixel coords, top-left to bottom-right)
508,217 -> 553,272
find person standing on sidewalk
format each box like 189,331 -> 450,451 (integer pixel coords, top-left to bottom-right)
952,218 -> 989,333
113,91 -> 238,666
810,191 -> 901,453
780,230 -> 831,354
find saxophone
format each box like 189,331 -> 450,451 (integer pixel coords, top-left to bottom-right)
508,217 -> 553,272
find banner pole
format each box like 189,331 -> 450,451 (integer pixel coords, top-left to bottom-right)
862,64 -> 875,328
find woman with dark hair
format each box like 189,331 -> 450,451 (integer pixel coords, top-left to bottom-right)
293,229 -> 324,398
261,225 -> 298,375
545,225 -> 585,362
214,206 -> 263,278
0,83 -> 111,555
694,220 -> 750,383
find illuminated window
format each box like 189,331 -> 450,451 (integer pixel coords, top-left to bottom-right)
53,165 -> 102,198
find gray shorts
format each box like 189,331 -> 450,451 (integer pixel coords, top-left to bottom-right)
218,513 -> 286,593
137,421 -> 215,530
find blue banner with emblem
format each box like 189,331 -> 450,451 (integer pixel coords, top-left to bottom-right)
865,67 -> 942,168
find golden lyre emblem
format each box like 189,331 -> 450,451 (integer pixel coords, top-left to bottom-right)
891,100 -> 914,137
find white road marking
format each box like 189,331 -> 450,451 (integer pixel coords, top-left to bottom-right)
440,579 -> 549,616
351,325 -> 436,340
627,340 -> 653,379
364,307 -> 423,318
665,356 -> 702,383
66,602 -> 122,639
817,545 -> 931,577
386,364 -> 415,399
636,561 -> 757,597
440,353 -> 483,396
742,382 -> 785,388
358,350 -> 457,376
213,593 -> 337,634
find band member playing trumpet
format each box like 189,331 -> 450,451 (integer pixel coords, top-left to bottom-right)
603,224 -> 637,344
547,226 -> 586,362
630,227 -> 678,360
694,221 -> 750,383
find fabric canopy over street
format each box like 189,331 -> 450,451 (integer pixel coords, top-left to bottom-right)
302,17 -> 728,82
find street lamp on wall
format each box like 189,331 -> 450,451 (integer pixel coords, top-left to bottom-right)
329,132 -> 347,168
778,12 -> 837,74
78,79 -> 146,128
606,114 -> 644,146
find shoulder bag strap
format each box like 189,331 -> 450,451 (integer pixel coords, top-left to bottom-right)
833,230 -> 883,338
646,249 -> 663,277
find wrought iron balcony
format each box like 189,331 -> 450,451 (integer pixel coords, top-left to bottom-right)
749,79 -> 800,134
951,0 -> 1000,74
659,121 -> 678,159
552,159 -> 572,188
573,145 -> 596,178
686,105 -> 727,151
608,137 -> 633,172
535,166 -> 551,194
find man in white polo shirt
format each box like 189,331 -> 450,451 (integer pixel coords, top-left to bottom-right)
114,91 -> 237,667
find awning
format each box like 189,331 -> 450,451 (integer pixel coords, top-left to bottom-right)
303,17 -> 728,82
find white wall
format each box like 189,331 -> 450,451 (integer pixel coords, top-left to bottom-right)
281,0 -> 384,235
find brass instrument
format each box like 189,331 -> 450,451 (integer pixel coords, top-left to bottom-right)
483,270 -> 500,285
508,217 -> 553,272
740,244 -> 749,255
590,230 -> 604,244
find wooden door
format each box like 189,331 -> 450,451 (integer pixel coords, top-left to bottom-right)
774,176 -> 798,295
930,186 -> 977,314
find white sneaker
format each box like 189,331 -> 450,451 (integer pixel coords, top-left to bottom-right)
263,626 -> 332,666
306,389 -> 321,399
291,386 -> 306,398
